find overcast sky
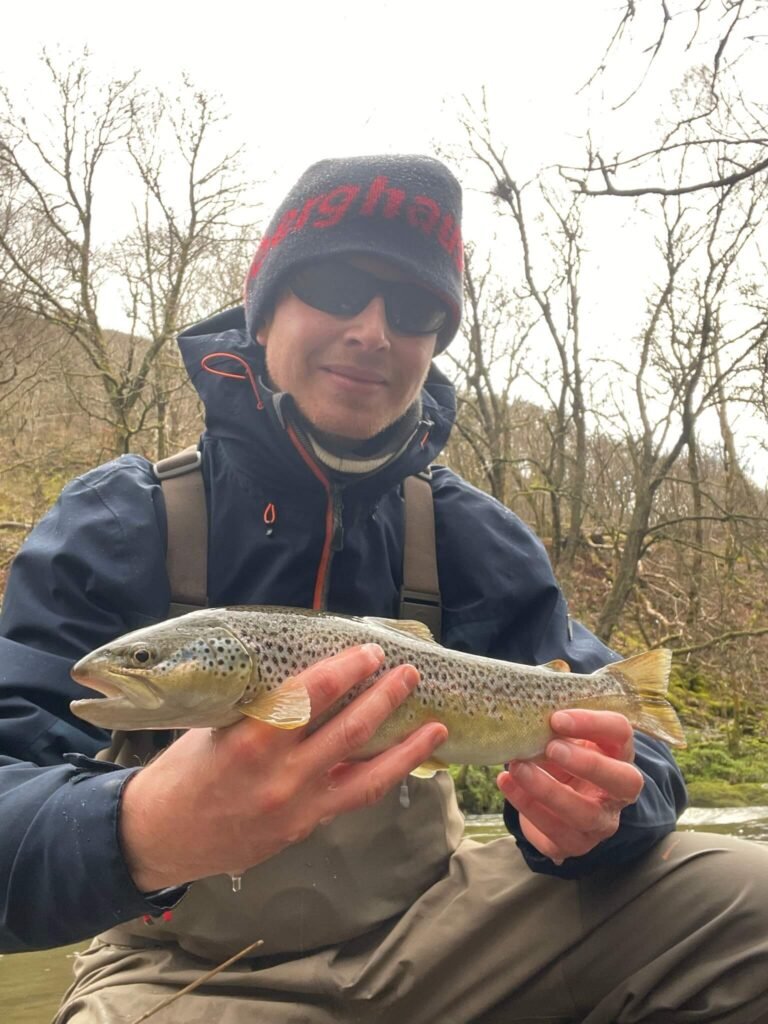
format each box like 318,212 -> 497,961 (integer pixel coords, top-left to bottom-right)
0,0 -> 702,308
3,0 -> 766,477
0,1 -> 692,211
5,1 -> 734,250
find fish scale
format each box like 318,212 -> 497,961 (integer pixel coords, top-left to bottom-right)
70,606 -> 686,768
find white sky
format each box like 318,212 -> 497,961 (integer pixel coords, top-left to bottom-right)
2,0 -> 766,479
0,0 -> 674,205
1,0 -> 705,314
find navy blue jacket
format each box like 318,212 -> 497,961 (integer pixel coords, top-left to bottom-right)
0,308 -> 687,951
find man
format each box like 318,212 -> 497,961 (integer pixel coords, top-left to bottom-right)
0,155 -> 766,1023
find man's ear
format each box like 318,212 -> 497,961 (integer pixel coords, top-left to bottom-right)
255,303 -> 276,347
255,320 -> 270,347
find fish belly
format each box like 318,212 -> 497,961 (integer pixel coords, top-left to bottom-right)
353,692 -> 557,767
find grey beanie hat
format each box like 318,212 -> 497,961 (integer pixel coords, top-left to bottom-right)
244,154 -> 464,351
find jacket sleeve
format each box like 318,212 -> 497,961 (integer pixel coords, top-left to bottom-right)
0,457 -> 185,951
433,469 -> 688,879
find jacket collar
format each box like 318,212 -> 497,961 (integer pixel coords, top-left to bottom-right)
177,306 -> 456,500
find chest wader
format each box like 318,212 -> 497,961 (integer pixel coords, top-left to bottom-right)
96,448 -> 465,960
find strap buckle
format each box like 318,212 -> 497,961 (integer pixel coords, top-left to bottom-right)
400,587 -> 440,609
153,448 -> 202,481
399,587 -> 442,640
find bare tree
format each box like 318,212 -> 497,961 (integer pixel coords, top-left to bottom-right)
0,52 -> 255,456
456,97 -> 592,567
441,243 -> 533,508
567,3 -> 768,197
594,175 -> 768,641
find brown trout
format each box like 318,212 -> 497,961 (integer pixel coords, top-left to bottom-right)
70,606 -> 685,772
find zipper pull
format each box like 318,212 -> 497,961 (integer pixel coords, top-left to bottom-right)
264,502 -> 277,537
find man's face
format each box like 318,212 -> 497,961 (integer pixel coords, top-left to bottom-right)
256,255 -> 439,440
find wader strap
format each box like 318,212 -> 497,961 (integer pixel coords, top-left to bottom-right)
153,445 -> 208,615
400,472 -> 442,640
154,445 -> 442,639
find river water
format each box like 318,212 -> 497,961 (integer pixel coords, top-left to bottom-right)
464,804 -> 768,845
2,806 -> 768,1024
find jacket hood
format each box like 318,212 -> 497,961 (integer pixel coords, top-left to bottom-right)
177,306 -> 457,497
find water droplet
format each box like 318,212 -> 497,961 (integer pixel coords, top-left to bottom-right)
229,873 -> 243,893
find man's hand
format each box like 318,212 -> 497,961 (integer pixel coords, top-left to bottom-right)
120,643 -> 447,891
497,709 -> 644,864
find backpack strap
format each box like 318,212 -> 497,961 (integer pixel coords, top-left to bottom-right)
400,471 -> 442,641
153,445 -> 208,616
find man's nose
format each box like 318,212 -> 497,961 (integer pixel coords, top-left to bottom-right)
344,295 -> 390,349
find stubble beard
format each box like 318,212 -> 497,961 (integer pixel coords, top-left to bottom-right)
296,397 -> 395,443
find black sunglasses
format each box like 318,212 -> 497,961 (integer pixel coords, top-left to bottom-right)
287,261 -> 449,336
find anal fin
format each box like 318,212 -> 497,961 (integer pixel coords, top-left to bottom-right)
410,756 -> 449,779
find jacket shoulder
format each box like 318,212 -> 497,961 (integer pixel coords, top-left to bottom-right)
68,453 -> 158,496
58,454 -> 169,537
429,465 -> 546,551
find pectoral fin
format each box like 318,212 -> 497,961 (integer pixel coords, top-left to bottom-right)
410,756 -> 449,779
238,683 -> 311,729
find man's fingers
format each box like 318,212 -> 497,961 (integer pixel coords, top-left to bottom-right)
550,709 -> 634,760
218,644 -> 386,757
503,761 -> 617,833
498,768 -> 602,861
302,663 -> 423,771
322,721 -> 449,815
300,643 -> 386,719
545,742 -> 644,803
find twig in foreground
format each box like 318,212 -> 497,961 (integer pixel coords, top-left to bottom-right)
130,938 -> 265,1024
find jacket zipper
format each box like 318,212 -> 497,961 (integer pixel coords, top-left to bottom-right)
286,424 -> 343,610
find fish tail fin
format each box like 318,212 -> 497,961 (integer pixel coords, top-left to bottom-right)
603,649 -> 687,749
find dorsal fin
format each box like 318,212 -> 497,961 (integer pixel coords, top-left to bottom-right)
362,617 -> 438,645
542,658 -> 571,673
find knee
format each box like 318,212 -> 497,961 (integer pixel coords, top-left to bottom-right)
662,831 -> 768,935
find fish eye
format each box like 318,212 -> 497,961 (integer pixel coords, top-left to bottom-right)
131,647 -> 153,665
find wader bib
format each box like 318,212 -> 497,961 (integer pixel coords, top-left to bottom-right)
94,451 -> 464,961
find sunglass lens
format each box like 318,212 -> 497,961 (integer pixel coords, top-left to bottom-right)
387,283 -> 448,335
289,263 -> 371,317
289,263 -> 448,335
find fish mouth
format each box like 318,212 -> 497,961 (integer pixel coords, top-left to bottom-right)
69,694 -> 150,727
70,657 -> 165,711
69,667 -> 171,729
69,665 -> 242,729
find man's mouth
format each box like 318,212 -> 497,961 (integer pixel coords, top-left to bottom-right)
322,365 -> 388,386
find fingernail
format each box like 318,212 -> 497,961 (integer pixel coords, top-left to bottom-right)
401,665 -> 420,689
548,740 -> 571,764
551,711 -> 574,732
508,761 -> 531,781
361,643 -> 385,661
